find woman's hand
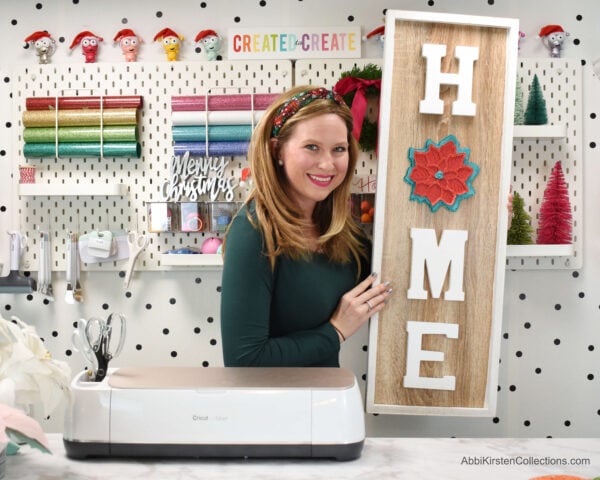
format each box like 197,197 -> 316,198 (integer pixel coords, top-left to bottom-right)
329,272 -> 393,342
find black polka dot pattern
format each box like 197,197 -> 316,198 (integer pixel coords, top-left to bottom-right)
1,0 -> 598,442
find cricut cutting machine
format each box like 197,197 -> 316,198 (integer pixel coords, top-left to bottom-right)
63,366 -> 365,461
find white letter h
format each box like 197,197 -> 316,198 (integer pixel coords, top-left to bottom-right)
419,43 -> 479,116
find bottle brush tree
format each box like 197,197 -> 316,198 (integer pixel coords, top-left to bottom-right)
524,74 -> 548,125
536,161 -> 572,244
507,191 -> 534,245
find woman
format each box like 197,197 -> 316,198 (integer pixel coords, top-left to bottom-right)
220,86 -> 392,367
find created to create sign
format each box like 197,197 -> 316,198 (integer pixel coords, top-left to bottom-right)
367,10 -> 519,416
227,26 -> 361,60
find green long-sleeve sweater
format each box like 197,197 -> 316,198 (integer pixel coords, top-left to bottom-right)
220,203 -> 369,367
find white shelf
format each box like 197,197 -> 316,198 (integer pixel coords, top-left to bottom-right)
18,183 -> 128,197
159,253 -> 223,267
512,124 -> 567,138
507,244 -> 574,257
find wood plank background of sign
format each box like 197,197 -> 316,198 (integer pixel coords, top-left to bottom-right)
369,14 -> 516,414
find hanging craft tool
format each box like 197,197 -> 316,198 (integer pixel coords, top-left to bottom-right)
0,231 -> 37,294
65,232 -> 83,303
123,230 -> 148,289
72,313 -> 126,382
37,230 -> 54,301
78,230 -> 130,264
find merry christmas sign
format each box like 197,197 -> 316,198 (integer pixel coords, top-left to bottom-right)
367,11 -> 519,415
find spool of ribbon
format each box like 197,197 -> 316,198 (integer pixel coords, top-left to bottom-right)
333,76 -> 382,143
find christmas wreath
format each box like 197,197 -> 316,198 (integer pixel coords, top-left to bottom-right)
334,63 -> 382,152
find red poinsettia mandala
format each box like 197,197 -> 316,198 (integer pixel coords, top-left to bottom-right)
404,135 -> 479,212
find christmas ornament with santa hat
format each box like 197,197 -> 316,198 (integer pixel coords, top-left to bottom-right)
153,27 -> 184,61
69,30 -> 103,63
538,24 -> 569,58
363,24 -> 385,53
114,28 -> 143,62
195,29 -> 222,61
24,31 -> 57,64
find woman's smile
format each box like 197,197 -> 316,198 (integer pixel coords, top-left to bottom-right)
307,173 -> 335,186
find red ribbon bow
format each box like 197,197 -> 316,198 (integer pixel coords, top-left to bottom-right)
334,76 -> 382,142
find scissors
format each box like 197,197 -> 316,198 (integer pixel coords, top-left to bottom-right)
72,313 -> 127,382
123,230 -> 149,289
71,318 -> 98,379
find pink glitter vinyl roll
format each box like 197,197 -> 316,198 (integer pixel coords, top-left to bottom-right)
171,93 -> 280,112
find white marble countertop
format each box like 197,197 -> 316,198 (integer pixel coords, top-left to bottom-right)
7,435 -> 600,480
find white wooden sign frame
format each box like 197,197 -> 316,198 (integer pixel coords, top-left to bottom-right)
367,10 -> 519,416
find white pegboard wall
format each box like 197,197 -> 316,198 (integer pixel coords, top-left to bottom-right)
12,60 -> 293,272
508,58 -> 583,269
0,70 -> 15,277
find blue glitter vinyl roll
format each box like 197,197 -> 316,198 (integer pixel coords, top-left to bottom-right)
173,141 -> 249,157
172,125 -> 252,142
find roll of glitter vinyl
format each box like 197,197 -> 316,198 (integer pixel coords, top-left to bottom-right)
172,125 -> 252,143
171,110 -> 264,126
25,95 -> 143,110
171,93 -> 279,112
22,108 -> 139,127
23,142 -> 141,158
173,141 -> 249,157
24,125 -> 138,143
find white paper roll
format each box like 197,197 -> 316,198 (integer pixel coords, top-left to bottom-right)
171,110 -> 265,126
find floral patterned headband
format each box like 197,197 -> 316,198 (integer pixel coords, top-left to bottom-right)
270,87 -> 345,138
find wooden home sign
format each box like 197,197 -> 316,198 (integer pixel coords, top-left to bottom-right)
367,11 -> 519,416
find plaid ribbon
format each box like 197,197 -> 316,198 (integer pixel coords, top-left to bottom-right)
270,88 -> 345,138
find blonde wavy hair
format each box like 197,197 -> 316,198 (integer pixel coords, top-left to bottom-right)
226,85 -> 368,273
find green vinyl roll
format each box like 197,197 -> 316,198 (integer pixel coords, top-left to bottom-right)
24,125 -> 138,143
172,125 -> 252,142
23,142 -> 141,158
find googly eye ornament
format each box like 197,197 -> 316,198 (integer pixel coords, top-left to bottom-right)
69,30 -> 104,63
24,31 -> 57,64
194,29 -> 222,61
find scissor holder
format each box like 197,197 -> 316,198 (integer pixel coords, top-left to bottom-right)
63,366 -> 365,461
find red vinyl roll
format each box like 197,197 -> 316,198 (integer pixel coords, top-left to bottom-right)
25,95 -> 144,110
